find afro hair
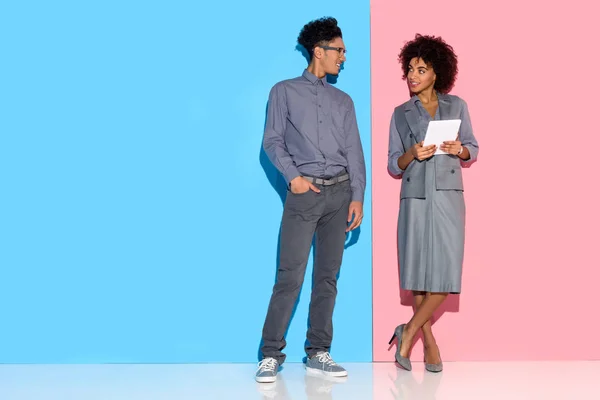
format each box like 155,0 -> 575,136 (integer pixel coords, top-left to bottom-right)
398,34 -> 458,94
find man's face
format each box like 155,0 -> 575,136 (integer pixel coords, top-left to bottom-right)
319,37 -> 346,76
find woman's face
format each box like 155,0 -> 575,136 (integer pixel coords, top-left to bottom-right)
406,57 -> 437,94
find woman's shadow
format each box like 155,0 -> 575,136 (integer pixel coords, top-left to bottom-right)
400,290 -> 460,331
389,267 -> 460,360
387,169 -> 460,357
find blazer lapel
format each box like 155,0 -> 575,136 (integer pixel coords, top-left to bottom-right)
403,100 -> 421,143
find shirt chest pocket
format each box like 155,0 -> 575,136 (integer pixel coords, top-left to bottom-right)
327,106 -> 346,155
330,106 -> 345,132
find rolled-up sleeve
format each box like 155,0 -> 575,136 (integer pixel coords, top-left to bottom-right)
344,98 -> 366,203
388,111 -> 406,176
459,99 -> 479,162
262,83 -> 300,185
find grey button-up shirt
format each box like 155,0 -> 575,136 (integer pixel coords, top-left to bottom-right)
263,69 -> 366,203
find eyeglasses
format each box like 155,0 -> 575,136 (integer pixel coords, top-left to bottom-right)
318,45 -> 347,55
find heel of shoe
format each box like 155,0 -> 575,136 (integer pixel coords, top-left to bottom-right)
388,333 -> 397,345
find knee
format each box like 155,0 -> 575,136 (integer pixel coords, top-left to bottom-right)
312,275 -> 338,295
274,268 -> 304,294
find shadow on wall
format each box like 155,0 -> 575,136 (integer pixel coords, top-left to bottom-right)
389,281 -> 460,359
255,43 -> 357,361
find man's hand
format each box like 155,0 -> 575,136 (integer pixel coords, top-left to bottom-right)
347,201 -> 363,232
290,176 -> 320,194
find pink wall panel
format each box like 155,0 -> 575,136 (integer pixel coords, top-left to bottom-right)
371,0 -> 600,361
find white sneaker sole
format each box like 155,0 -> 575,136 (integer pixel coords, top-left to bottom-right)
255,375 -> 277,383
305,365 -> 348,378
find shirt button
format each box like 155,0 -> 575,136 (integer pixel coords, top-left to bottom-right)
319,105 -> 322,108
320,121 -> 322,123
451,169 -> 455,174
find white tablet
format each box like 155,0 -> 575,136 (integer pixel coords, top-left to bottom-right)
423,119 -> 462,155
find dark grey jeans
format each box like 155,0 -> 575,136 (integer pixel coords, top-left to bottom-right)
260,179 -> 352,364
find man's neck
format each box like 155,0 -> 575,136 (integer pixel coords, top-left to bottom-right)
307,61 -> 326,79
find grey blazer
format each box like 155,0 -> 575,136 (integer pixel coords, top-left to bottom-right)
388,93 -> 479,199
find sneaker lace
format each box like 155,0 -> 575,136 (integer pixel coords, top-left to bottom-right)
317,352 -> 337,366
257,357 -> 277,372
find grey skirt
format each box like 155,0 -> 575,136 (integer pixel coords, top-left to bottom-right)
398,160 -> 466,294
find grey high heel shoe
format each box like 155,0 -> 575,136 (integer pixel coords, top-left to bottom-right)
424,349 -> 443,373
389,324 -> 412,371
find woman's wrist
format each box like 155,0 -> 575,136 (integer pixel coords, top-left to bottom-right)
457,146 -> 470,160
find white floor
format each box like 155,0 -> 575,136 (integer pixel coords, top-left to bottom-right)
0,361 -> 599,399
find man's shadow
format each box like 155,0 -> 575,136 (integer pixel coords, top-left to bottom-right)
256,44 -> 355,359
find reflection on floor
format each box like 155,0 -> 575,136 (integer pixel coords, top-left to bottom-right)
1,361 -> 598,399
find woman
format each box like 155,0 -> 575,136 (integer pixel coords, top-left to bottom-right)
387,34 -> 479,372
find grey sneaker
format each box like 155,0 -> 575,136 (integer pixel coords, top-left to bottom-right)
305,352 -> 348,377
256,357 -> 279,383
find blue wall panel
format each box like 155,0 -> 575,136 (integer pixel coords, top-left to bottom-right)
0,1 -> 371,363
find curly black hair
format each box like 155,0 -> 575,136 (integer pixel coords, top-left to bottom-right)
298,17 -> 342,60
398,34 -> 458,94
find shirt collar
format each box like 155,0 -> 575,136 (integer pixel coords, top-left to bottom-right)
303,69 -> 327,86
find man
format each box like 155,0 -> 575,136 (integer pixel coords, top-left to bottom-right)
256,17 -> 366,383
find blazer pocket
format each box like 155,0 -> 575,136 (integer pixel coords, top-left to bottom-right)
435,162 -> 464,191
400,161 -> 426,199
